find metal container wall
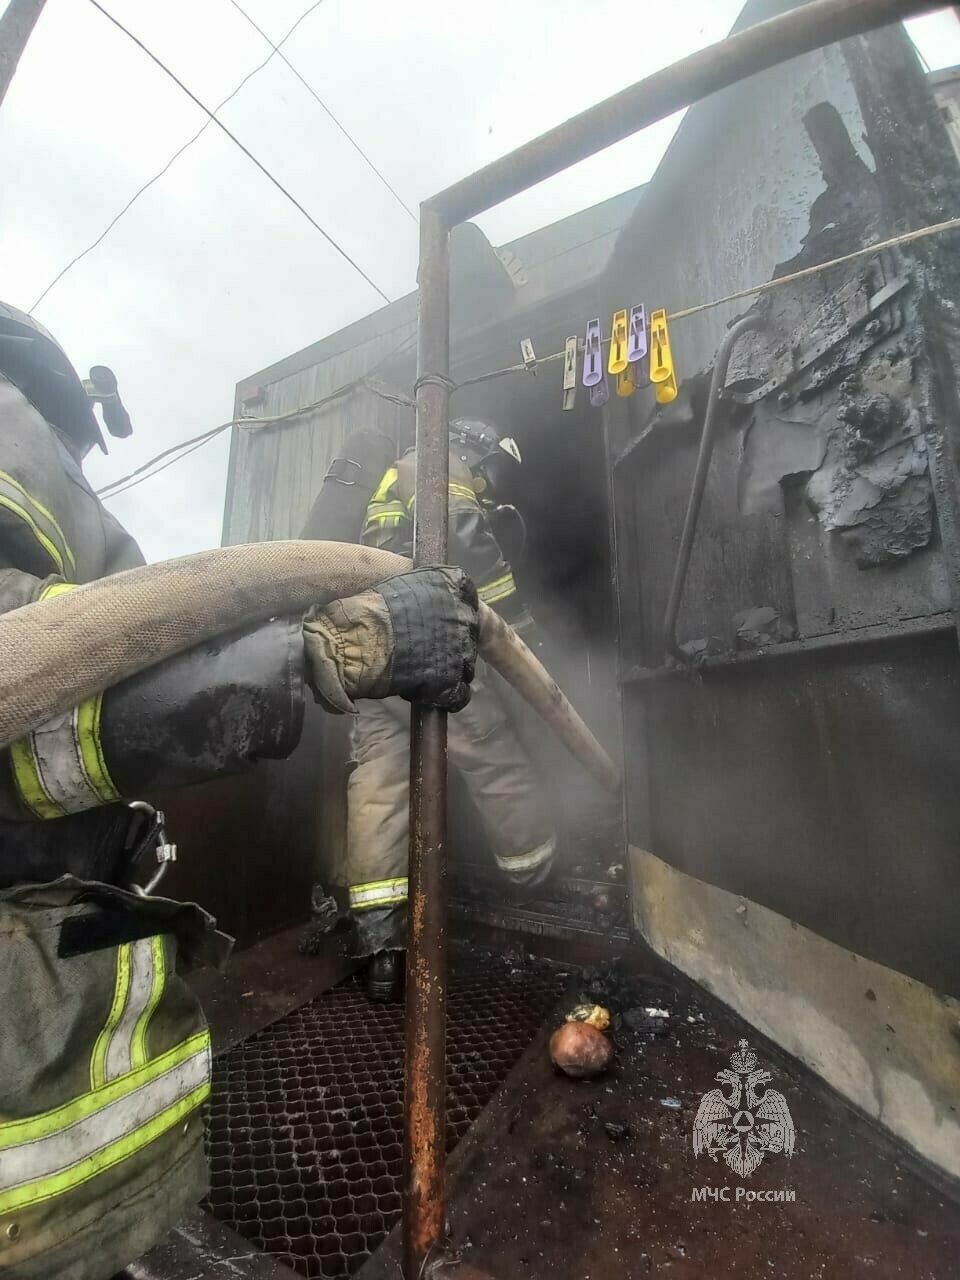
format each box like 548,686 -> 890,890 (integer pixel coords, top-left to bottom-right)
602,14 -> 960,996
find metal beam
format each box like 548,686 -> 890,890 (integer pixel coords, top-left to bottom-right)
404,206 -> 452,1279
426,0 -> 942,226
403,3 -> 943,1275
0,0 -> 47,111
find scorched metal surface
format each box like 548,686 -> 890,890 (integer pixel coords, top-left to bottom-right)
203,954 -> 564,1277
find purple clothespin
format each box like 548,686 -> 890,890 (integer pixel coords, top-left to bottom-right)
582,318 -> 602,387
590,377 -> 610,407
627,305 -> 647,362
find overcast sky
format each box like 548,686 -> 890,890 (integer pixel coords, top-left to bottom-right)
2,0 -> 958,562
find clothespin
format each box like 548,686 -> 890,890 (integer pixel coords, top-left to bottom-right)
608,310 -> 628,376
627,305 -> 647,362
582,319 -> 603,387
562,336 -> 578,411
590,377 -> 609,408
616,365 -> 636,397
520,338 -> 537,373
649,309 -> 678,404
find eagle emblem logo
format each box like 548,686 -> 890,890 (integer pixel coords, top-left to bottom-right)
692,1039 -> 796,1178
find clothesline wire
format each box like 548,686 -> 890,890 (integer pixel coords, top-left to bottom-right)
97,213 -> 960,500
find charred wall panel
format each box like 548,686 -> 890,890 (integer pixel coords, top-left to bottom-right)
606,14 -> 960,995
626,635 -> 960,993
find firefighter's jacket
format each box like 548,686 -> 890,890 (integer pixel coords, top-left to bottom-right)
343,448 -> 554,950
0,373 -> 304,1279
362,448 -> 525,621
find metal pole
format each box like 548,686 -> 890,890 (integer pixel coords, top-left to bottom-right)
404,2 -> 941,1272
403,205 -> 451,1279
0,0 -> 47,110
427,0 -> 942,225
662,316 -> 766,662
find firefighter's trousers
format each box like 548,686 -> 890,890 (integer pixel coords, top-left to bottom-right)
345,664 -> 555,955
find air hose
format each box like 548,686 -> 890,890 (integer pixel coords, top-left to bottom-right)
0,540 -> 620,792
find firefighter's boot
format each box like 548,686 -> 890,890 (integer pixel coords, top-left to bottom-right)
365,949 -> 405,1002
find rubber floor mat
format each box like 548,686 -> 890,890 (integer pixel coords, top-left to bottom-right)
204,953 -> 564,1278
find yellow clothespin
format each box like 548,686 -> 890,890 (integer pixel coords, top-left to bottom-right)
608,309 -> 628,376
649,309 -> 678,404
616,365 -> 636,397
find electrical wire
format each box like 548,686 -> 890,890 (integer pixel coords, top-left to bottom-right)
96,326 -> 418,498
459,213 -> 960,388
226,0 -> 418,225
85,0 -> 391,305
98,210 -> 960,502
29,0 -> 328,314
100,428 -> 231,501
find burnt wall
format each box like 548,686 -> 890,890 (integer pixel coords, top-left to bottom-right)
605,11 -> 960,995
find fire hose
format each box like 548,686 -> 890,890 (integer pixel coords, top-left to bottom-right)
0,540 -> 620,793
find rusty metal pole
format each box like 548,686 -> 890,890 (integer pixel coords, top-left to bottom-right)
403,205 -> 452,1279
428,0 -> 942,224
0,0 -> 47,111
399,2 -> 942,1273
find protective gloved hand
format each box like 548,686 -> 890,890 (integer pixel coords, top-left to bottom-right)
303,566 -> 479,714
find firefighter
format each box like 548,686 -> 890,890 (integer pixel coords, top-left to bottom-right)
346,417 -> 556,1001
0,302 -> 480,1280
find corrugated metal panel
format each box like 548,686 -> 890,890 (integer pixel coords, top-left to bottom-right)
224,186 -> 646,548
225,323 -> 416,546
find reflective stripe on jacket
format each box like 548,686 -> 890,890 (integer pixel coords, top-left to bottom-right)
361,449 -> 521,620
0,373 -> 304,826
0,880 -> 212,1280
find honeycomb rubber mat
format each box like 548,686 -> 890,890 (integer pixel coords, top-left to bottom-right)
205,955 -> 564,1278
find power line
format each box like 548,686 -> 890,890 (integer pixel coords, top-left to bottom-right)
30,0 -> 328,314
227,0 -> 418,225
97,211 -> 960,501
97,422 -> 233,497
100,427 -> 232,501
85,0 -> 391,305
97,326 -> 418,499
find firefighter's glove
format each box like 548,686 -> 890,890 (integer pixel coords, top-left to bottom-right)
303,566 -> 479,714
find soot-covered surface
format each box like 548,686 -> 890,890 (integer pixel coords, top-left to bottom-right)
203,950 -> 564,1278
362,959 -> 960,1279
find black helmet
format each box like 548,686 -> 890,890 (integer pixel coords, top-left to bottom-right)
0,302 -> 130,455
449,417 -> 522,503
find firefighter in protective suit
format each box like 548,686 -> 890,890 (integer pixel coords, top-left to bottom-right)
0,302 -> 480,1280
346,418 -> 556,1001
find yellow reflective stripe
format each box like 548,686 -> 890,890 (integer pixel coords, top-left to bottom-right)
349,877 -> 408,910
495,835 -> 557,874
131,936 -> 166,1070
352,895 -> 407,910
9,691 -> 117,817
0,1029 -> 210,1150
448,482 -> 478,502
0,469 -> 76,572
403,482 -> 478,515
8,734 -> 63,820
0,493 -> 65,574
39,579 -> 76,601
365,503 -> 405,524
480,572 -> 514,593
90,945 -> 134,1091
0,1078 -> 209,1215
75,692 -> 119,804
478,572 -> 516,604
371,467 -> 398,504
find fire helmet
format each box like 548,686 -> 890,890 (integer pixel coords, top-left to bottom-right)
449,417 -> 522,503
0,302 -> 131,454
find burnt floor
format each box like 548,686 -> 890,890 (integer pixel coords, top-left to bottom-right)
361,954 -> 960,1280
202,947 -> 565,1278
